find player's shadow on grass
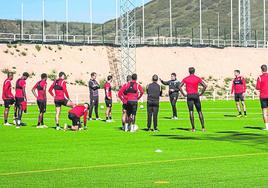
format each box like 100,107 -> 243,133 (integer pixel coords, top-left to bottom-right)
163,117 -> 172,119
224,115 -> 237,117
171,128 -> 192,132
244,126 -> 263,130
153,134 -> 200,140
152,131 -> 268,150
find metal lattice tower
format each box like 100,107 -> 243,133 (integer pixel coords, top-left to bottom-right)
120,0 -> 137,84
240,0 -> 251,47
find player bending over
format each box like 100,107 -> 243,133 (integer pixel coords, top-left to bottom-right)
119,74 -> 144,132
256,64 -> 268,131
32,73 -> 48,128
14,72 -> 29,128
104,75 -> 113,122
179,67 -> 207,132
64,103 -> 89,131
231,70 -> 247,117
49,72 -> 74,130
118,75 -> 132,130
2,72 -> 15,126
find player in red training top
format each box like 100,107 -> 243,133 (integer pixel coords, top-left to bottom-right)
14,72 -> 30,128
64,103 -> 90,131
256,64 -> 268,131
2,72 -> 15,126
32,73 -> 48,128
49,72 -> 74,130
231,70 -> 247,117
104,75 -> 113,122
118,75 -> 132,130
118,74 -> 144,132
179,67 -> 207,132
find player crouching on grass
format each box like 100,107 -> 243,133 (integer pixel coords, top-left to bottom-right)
64,103 -> 90,131
256,64 -> 268,131
231,70 -> 247,117
104,75 -> 113,122
32,73 -> 48,128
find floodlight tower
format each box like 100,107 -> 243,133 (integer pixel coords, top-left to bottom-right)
240,0 -> 251,47
120,0 -> 137,84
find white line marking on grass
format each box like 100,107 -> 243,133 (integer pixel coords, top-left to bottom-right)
154,181 -> 170,184
0,152 -> 267,176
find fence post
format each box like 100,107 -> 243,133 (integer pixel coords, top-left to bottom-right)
139,25 -> 142,45
208,28 -> 210,46
191,28 -> 194,46
224,28 -> 226,47
213,90 -> 216,101
157,27 -> 160,46
83,24 -> 86,44
252,90 -> 255,100
255,30 -> 257,48
102,24 -> 104,45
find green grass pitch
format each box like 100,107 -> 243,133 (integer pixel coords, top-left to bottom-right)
0,100 -> 268,188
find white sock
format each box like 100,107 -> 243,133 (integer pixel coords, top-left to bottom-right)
265,123 -> 268,129
17,120 -> 21,125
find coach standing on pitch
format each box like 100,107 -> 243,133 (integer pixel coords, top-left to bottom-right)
256,64 -> 268,131
146,75 -> 162,132
160,73 -> 180,120
179,67 -> 207,132
88,72 -> 100,120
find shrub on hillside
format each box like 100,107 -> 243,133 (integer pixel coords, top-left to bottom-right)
57,45 -> 62,50
99,79 -> 106,89
224,77 -> 232,84
48,70 -> 57,81
75,79 -> 87,87
35,45 -> 41,52
1,68 -> 16,75
21,51 -> 27,56
29,72 -> 36,78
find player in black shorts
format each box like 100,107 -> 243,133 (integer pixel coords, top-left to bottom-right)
32,73 -> 48,128
118,75 -> 132,130
2,72 -> 15,126
180,67 -> 207,132
104,76 -> 113,122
